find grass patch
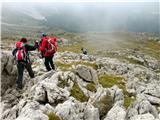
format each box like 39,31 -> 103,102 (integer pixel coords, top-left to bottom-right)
98,74 -> 126,97
98,74 -> 135,108
63,33 -> 78,40
70,82 -> 89,102
93,94 -> 113,120
125,40 -> 160,60
45,112 -> 61,120
121,85 -> 136,109
58,44 -> 83,53
145,40 -> 160,51
57,76 -> 70,88
55,61 -> 72,71
55,61 -> 98,71
98,74 -> 125,88
74,61 -> 98,70
125,57 -> 144,65
95,38 -> 160,63
58,39 -> 94,55
124,97 -> 135,109
85,83 -> 96,92
155,69 -> 160,73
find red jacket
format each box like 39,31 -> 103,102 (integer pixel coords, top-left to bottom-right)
39,36 -> 57,57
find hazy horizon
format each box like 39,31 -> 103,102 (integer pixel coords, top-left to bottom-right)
2,2 -> 159,34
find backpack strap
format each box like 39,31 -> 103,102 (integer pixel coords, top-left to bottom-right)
47,38 -> 55,50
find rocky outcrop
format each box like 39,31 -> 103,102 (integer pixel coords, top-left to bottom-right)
76,65 -> 98,83
33,78 -> 70,104
1,52 -> 17,96
130,113 -> 156,120
104,105 -> 126,120
1,52 -> 160,120
54,99 -> 99,120
126,95 -> 159,120
16,101 -> 48,120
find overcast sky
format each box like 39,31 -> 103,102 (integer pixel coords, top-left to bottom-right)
2,0 -> 159,2
2,0 -> 159,33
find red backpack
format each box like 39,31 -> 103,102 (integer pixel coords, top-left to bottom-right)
15,42 -> 27,61
46,38 -> 57,54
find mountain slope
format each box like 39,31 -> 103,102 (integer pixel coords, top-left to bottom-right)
1,51 -> 160,120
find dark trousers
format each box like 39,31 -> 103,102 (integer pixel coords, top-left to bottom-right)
16,62 -> 34,87
44,56 -> 55,71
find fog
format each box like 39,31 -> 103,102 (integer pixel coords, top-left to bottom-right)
2,2 -> 159,33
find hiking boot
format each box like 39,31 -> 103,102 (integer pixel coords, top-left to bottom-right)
40,68 -> 48,72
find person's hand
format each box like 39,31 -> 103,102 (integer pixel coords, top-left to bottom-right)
35,41 -> 39,48
35,40 -> 38,44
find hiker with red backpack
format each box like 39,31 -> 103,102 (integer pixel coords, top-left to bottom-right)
12,38 -> 39,89
39,33 -> 57,71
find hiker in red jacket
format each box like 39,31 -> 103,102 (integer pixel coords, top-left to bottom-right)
39,33 -> 57,71
12,38 -> 39,89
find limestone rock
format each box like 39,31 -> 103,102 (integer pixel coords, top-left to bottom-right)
84,104 -> 99,120
126,98 -> 159,120
16,101 -> 48,120
76,65 -> 98,83
55,99 -> 84,120
143,83 -> 160,98
104,105 -> 126,120
1,105 -> 18,120
145,94 -> 160,105
34,84 -> 46,102
109,85 -> 124,106
5,55 -> 15,74
130,113 -> 155,120
1,54 -> 17,95
89,86 -> 109,103
55,99 -> 99,120
44,83 -> 70,104
1,53 -> 9,71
